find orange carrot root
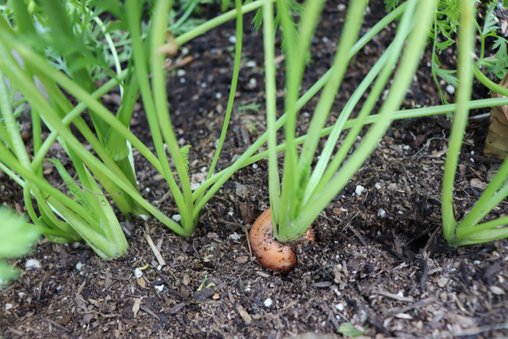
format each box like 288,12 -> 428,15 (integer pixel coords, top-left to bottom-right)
249,209 -> 311,273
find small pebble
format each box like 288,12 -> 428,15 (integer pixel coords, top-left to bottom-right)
155,284 -> 165,292
133,268 -> 143,279
172,214 -> 181,222
246,78 -> 257,90
264,298 -> 273,307
75,262 -> 84,271
335,303 -> 345,311
355,185 -> 365,196
446,84 -> 455,94
437,277 -> 449,288
377,208 -> 387,218
25,259 -> 41,270
229,232 -> 241,241
490,286 -> 505,295
235,256 -> 249,264
5,303 -> 13,311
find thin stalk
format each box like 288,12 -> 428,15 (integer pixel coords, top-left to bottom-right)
473,66 -> 508,97
455,158 -> 508,231
91,14 -> 123,94
175,0 -> 266,45
151,0 -> 195,230
456,214 -> 508,246
0,71 -> 31,168
126,0 -> 187,217
172,0 -> 199,31
262,0 -> 280,223
276,0 -> 299,233
441,0 -> 476,243
205,0 -> 243,181
276,0 -> 326,232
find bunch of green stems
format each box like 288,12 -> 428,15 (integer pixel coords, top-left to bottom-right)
0,0 -> 506,260
441,0 -> 508,246
254,0 -> 507,246
0,0 -> 259,257
257,0 -> 438,242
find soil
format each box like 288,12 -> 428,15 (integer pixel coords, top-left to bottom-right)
1,1 -> 508,338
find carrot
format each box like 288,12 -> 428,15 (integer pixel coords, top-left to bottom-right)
249,209 -> 314,273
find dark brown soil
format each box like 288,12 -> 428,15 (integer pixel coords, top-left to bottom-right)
1,1 -> 507,338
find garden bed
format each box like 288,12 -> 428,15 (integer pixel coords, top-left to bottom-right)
1,1 -> 507,337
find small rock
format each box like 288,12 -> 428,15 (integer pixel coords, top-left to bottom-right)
359,309 -> 368,323
264,298 -> 273,307
75,262 -> 84,271
335,303 -> 345,311
438,277 -> 449,288
236,256 -> 249,264
377,208 -> 387,218
235,183 -> 249,199
446,84 -> 455,94
387,183 -> 398,191
154,284 -> 164,292
25,259 -> 41,270
207,232 -> 218,239
229,232 -> 241,241
246,60 -> 257,68
490,286 -> 505,295
355,185 -> 365,196
5,303 -> 13,311
395,313 -> 413,320
172,214 -> 181,222
133,268 -> 143,279
246,78 -> 257,90
470,178 -> 486,190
